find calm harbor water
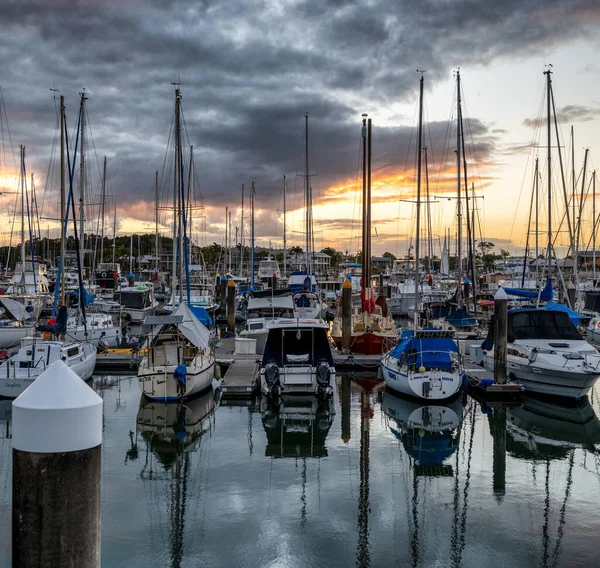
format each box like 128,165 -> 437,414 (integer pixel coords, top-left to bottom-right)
1,375 -> 600,567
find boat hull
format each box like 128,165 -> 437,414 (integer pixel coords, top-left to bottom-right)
138,356 -> 215,402
0,345 -> 96,398
0,325 -> 35,349
381,353 -> 462,400
332,332 -> 389,355
481,353 -> 600,399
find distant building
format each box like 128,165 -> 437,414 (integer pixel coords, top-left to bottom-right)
289,252 -> 331,277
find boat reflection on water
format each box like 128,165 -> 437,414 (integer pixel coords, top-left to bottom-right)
382,390 -> 464,476
507,394 -> 600,459
135,389 -> 217,568
260,395 -> 335,458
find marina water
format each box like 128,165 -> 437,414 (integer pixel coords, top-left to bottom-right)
1,375 -> 599,567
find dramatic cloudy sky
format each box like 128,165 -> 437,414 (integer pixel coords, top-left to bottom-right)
0,0 -> 599,256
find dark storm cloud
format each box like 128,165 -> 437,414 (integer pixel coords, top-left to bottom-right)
523,104 -> 600,128
0,0 -> 597,234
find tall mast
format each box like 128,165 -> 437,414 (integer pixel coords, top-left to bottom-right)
365,118 -> 372,311
171,88 -> 181,307
456,69 -> 463,309
593,170 -> 597,286
176,91 -> 184,302
414,72 -> 424,328
544,68 -> 552,277
228,210 -> 232,273
424,146 -> 433,274
155,170 -> 159,273
79,90 -> 87,279
571,126 -> 576,254
60,95 -> 66,306
100,156 -> 107,264
535,157 -> 539,284
305,112 -> 310,274
19,145 -> 25,282
240,183 -> 244,277
224,206 -> 229,274
251,181 -> 255,287
283,174 -> 287,278
112,204 -> 116,267
361,113 -> 368,291
187,146 -> 194,263
577,148 -> 589,274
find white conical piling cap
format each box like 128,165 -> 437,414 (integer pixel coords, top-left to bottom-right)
12,360 -> 102,453
494,287 -> 508,301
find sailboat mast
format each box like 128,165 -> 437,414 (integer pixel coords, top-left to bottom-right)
187,146 -> 194,263
228,210 -> 232,273
456,70 -> 463,309
365,118 -> 372,309
251,181 -> 255,287
424,146 -> 433,273
60,96 -> 66,306
176,91 -> 184,302
100,156 -> 106,264
112,204 -> 116,267
305,112 -> 310,274
224,206 -> 228,274
155,170 -> 159,273
544,68 -> 552,276
79,90 -> 87,279
283,174 -> 287,278
414,73 -> 424,328
593,170 -> 597,286
535,157 -> 539,283
19,145 -> 25,283
361,114 -> 367,293
171,88 -> 181,307
240,183 -> 244,276
578,149 -> 589,274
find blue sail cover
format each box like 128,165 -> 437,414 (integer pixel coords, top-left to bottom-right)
189,305 -> 213,327
446,308 -> 477,328
503,278 -> 553,301
389,330 -> 458,370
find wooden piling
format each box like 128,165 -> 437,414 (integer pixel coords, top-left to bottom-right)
227,279 -> 236,333
493,287 -> 508,384
12,361 -> 103,568
342,278 -> 352,352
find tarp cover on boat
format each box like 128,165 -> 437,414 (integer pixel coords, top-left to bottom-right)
189,305 -> 213,328
389,330 -> 458,370
0,297 -> 32,321
503,278 -> 553,301
151,302 -> 210,349
445,308 -> 477,328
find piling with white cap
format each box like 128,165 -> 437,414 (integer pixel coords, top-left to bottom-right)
12,360 -> 102,568
493,287 -> 508,384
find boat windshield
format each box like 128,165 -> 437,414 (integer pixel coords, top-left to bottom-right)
508,310 -> 582,342
120,291 -> 149,309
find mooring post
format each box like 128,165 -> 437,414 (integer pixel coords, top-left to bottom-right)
342,277 -> 352,352
227,279 -> 236,333
12,360 -> 102,568
341,375 -> 351,444
493,287 -> 508,384
215,274 -> 222,304
490,407 -> 507,500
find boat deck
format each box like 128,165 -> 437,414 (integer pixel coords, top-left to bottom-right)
221,358 -> 260,398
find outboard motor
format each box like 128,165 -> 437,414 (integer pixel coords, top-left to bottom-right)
264,360 -> 280,396
315,359 -> 332,396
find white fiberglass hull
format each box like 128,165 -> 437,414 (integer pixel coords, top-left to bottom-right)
138,352 -> 215,402
0,325 -> 35,349
260,366 -> 336,396
0,343 -> 96,398
381,352 -> 462,401
481,352 -> 599,399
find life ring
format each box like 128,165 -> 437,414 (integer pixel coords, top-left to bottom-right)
101,272 -> 107,277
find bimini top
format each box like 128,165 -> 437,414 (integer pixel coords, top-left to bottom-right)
389,329 -> 458,370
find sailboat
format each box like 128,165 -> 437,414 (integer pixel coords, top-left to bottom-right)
137,87 -> 215,402
0,97 -> 97,398
330,115 -> 396,354
481,69 -> 600,400
381,73 -> 463,401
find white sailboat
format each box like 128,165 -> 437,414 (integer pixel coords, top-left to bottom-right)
381,73 -> 463,401
137,87 -> 214,402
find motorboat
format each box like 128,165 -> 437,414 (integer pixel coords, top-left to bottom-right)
381,329 -> 463,401
292,290 -> 322,320
481,308 -> 600,399
138,303 -> 214,402
66,312 -> 121,347
116,284 -> 158,324
260,319 -> 335,397
94,262 -> 120,291
240,293 -> 295,353
0,336 -> 96,398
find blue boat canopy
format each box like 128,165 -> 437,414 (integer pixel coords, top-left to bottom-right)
446,308 -> 477,328
389,329 -> 458,371
503,278 -> 553,301
189,305 -> 213,327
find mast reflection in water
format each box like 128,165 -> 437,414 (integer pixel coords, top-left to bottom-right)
136,390 -> 216,568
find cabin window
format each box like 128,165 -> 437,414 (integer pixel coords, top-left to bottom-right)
66,346 -> 80,357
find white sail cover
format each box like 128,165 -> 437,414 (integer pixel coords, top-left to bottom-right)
441,236 -> 449,276
149,302 -> 210,349
0,297 -> 32,321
